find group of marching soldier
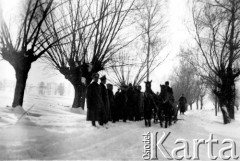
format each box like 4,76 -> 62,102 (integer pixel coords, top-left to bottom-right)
86,72 -> 187,127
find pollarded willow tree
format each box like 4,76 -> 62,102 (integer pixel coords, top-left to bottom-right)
40,0 -> 135,108
0,0 -> 58,108
189,0 -> 240,123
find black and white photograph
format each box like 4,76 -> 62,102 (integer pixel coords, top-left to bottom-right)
0,0 -> 240,160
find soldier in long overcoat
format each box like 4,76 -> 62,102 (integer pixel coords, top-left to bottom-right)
107,84 -> 116,123
119,85 -> 128,122
134,86 -> 141,121
86,73 -> 103,126
114,88 -> 121,121
127,83 -> 135,121
178,94 -> 187,115
100,75 -> 111,124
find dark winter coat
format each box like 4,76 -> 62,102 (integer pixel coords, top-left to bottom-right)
116,90 -> 128,121
135,89 -> 143,120
86,82 -> 102,121
100,83 -> 111,123
166,86 -> 173,95
127,87 -> 135,120
108,89 -> 116,121
179,96 -> 187,112
139,92 -> 144,118
114,91 -> 121,120
166,86 -> 174,105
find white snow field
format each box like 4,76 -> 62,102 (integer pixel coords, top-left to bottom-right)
0,91 -> 240,160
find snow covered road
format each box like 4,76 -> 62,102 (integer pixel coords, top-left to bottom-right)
0,93 -> 240,160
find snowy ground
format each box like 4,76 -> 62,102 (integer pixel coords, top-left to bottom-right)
0,91 -> 240,160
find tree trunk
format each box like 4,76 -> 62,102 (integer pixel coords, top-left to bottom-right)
12,66 -> 31,107
200,96 -> 203,110
190,103 -> 192,110
221,73 -> 235,120
226,82 -> 235,119
146,30 -> 150,82
227,96 -> 235,120
72,84 -> 82,108
62,66 -> 86,109
69,75 -> 91,109
220,106 -> 231,124
62,63 -> 97,109
216,70 -> 235,122
215,97 -> 218,116
196,97 -> 199,110
219,100 -> 231,124
216,88 -> 231,124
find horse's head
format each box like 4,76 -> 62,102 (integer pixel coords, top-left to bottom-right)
159,84 -> 167,101
144,80 -> 152,93
160,85 -> 166,94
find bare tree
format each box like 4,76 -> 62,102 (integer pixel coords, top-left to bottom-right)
199,81 -> 207,110
109,48 -> 167,87
170,58 -> 204,110
194,79 -> 207,110
41,0 -> 135,108
109,0 -> 167,87
134,0 -> 167,83
0,0 -> 56,107
188,0 -> 240,123
109,51 -> 134,86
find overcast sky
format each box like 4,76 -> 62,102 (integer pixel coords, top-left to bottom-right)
0,0 -> 191,92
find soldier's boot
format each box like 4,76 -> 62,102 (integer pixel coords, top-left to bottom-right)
148,119 -> 151,127
165,118 -> 168,128
160,121 -> 163,128
99,121 -> 104,126
169,119 -> 172,126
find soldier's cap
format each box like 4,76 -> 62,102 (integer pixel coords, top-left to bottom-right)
100,75 -> 106,80
92,73 -> 99,78
107,83 -> 113,87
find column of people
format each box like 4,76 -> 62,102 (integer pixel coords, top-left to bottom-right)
86,73 -> 144,127
86,72 -> 187,127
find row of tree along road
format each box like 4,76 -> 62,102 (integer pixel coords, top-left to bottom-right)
0,0 -> 240,124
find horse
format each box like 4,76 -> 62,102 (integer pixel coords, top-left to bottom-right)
158,85 -> 178,128
143,81 -> 157,127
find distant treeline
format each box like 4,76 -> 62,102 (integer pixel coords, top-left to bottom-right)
0,80 -> 73,96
